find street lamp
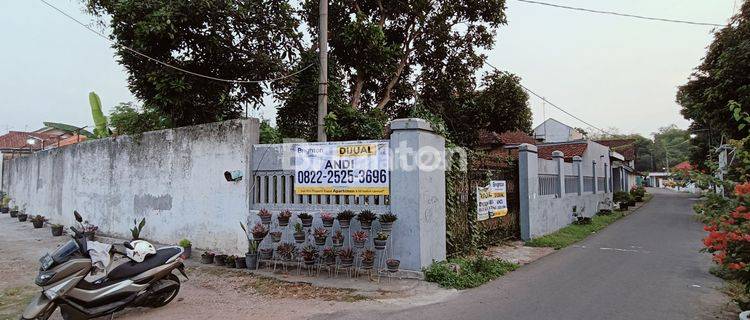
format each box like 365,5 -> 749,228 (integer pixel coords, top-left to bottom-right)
26,136 -> 44,152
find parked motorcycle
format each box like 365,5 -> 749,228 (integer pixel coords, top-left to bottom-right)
21,211 -> 187,320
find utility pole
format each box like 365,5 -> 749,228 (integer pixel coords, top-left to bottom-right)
317,0 -> 328,142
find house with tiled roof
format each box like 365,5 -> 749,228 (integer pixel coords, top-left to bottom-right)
477,130 -> 537,158
594,139 -> 640,191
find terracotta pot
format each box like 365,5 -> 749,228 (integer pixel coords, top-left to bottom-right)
253,232 -> 268,242
340,257 -> 354,267
300,217 -> 313,228
278,216 -> 290,227
181,246 -> 192,259
322,219 -> 334,228
360,220 -> 373,230
386,260 -> 400,272
314,236 -> 326,246
260,215 -> 272,225
338,219 -> 351,228
361,260 -> 374,269
303,258 -> 315,266
294,232 -> 306,244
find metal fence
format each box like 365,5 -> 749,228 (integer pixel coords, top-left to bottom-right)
583,176 -> 595,193
539,174 -> 559,196
564,175 -> 579,194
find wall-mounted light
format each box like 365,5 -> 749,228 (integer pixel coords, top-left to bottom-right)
224,170 -> 243,182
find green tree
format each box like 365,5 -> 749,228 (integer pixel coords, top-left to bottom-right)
84,0 -> 302,127
677,1 -> 750,165
259,120 -> 283,144
652,125 -> 692,170
108,103 -> 172,136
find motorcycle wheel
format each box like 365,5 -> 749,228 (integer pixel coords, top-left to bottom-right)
148,274 -> 181,308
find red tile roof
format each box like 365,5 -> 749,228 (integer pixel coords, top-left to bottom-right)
55,135 -> 88,148
537,142 -> 588,160
478,130 -> 536,146
0,131 -> 57,150
595,139 -> 636,161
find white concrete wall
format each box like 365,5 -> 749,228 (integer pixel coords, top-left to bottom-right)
2,119 -> 259,255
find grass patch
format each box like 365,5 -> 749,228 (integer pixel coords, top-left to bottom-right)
424,256 -> 519,289
526,211 -> 625,249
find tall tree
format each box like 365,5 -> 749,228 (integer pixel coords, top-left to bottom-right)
677,1 -> 750,164
84,0 -> 302,127
652,125 -> 692,170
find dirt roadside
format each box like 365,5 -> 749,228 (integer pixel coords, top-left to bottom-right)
0,215 -> 452,320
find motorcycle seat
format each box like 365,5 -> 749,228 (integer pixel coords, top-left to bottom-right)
107,247 -> 181,281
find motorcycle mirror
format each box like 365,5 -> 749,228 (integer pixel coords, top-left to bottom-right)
123,242 -> 134,250
73,210 -> 83,223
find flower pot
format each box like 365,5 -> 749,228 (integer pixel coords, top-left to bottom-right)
226,261 -> 236,268
259,249 -> 273,260
379,221 -> 393,232
386,260 -> 400,272
332,240 -> 343,247
325,256 -> 336,266
360,220 -> 373,230
374,239 -> 387,250
260,215 -> 272,225
340,257 -> 354,268
361,260 -> 374,269
181,246 -> 192,259
253,232 -> 268,242
338,219 -> 351,228
235,256 -> 247,269
314,236 -> 326,246
294,232 -> 306,244
322,219 -> 334,228
9,210 -> 18,218
303,258 -> 316,266
32,220 -> 44,228
353,240 -> 365,248
51,226 -> 64,237
18,214 -> 28,222
214,254 -> 227,266
200,254 -> 215,264
271,233 -> 282,243
278,216 -> 290,227
301,217 -> 313,228
0,207 -> 8,214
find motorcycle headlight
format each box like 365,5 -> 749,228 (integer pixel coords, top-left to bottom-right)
35,271 -> 56,286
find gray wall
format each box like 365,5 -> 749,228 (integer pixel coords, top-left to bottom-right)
2,119 -> 259,254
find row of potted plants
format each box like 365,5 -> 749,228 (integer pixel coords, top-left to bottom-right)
256,209 -> 397,230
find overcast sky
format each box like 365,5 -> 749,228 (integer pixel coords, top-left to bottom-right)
0,0 -> 739,137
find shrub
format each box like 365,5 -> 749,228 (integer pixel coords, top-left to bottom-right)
179,239 -> 192,248
613,191 -> 631,203
424,256 -> 518,289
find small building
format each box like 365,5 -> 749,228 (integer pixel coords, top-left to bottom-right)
647,172 -> 670,188
533,118 -> 585,143
595,139 -> 640,192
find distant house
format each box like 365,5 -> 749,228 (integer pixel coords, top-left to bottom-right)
0,131 -> 57,159
477,130 -> 537,157
532,118 -> 585,143
595,139 -> 640,191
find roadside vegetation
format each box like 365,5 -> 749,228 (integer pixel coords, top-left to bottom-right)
527,193 -> 652,250
424,256 -> 519,289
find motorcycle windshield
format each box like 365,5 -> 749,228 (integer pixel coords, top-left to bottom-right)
51,240 -> 80,263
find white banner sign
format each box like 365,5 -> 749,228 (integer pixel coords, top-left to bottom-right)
477,180 -> 508,221
294,141 -> 390,195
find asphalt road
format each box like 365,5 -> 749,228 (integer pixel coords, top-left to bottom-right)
318,189 -> 732,320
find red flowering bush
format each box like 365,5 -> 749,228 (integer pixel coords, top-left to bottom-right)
702,183 -> 750,288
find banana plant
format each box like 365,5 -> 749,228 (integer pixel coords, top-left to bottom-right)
89,91 -> 110,138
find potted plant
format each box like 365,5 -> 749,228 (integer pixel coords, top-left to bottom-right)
0,195 -> 9,213
321,212 -> 335,228
17,211 -> 28,222
298,212 -> 313,228
50,224 -> 64,237
613,191 -> 630,210
293,223 -> 306,243
82,221 -> 98,241
235,256 -> 247,269
30,215 -> 47,228
258,208 -> 273,225
378,212 -> 398,232
313,227 -> 328,246
259,248 -> 274,260
352,231 -> 368,248
337,210 -> 355,228
338,247 -> 354,267
225,255 -> 237,268
251,222 -> 269,241
300,245 -> 318,265
201,251 -> 215,264
386,258 -> 400,272
332,230 -> 344,247
360,249 -> 375,269
241,222 -> 260,269
357,210 -> 377,230
9,205 -> 18,217
374,232 -> 388,250
179,239 -> 192,259
270,231 -> 282,243
630,186 -> 646,202
277,242 -> 296,261
130,218 -> 146,240
214,254 -> 227,266
278,210 -> 292,227
322,247 -> 337,266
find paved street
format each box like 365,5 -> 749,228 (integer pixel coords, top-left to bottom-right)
318,189 -> 734,320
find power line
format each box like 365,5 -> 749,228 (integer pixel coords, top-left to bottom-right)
38,0 -> 314,84
514,0 -> 725,27
484,60 -> 611,135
